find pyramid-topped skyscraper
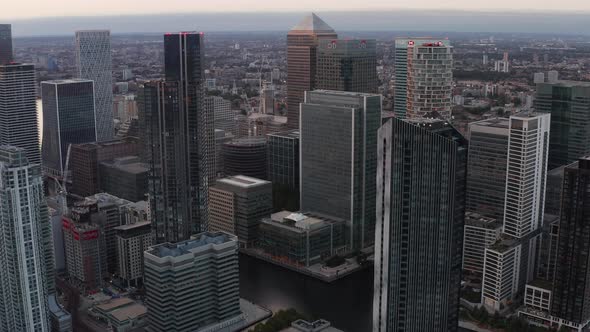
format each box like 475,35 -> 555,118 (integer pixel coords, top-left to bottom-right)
286,13 -> 337,129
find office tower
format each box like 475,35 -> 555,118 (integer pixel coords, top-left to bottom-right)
260,86 -> 275,114
99,156 -> 148,202
0,146 -> 50,331
205,95 -> 233,132
144,232 -> 241,332
301,90 -> 381,250
0,63 -> 41,164
373,118 -> 467,332
536,214 -> 559,282
267,129 -> 300,211
209,175 -> 272,247
142,32 -> 213,244
70,138 -> 140,197
551,157 -> 590,326
115,218 -> 151,287
545,165 -> 566,216
316,39 -> 378,94
466,118 -> 510,220
286,13 -> 337,129
503,114 -> 550,238
214,129 -> 233,177
41,79 -> 97,176
462,212 -> 502,277
222,137 -> 268,180
75,30 -> 114,141
394,38 -> 453,119
535,81 -> 590,169
0,24 -> 12,64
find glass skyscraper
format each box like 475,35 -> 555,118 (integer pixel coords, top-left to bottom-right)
535,81 -> 590,169
75,30 -> 114,141
0,24 -> 12,64
373,117 -> 467,332
142,32 -> 213,244
267,129 -> 300,211
300,90 -> 381,250
41,79 -> 96,176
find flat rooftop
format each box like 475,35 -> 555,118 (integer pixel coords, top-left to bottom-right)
528,279 -> 553,291
470,117 -> 509,129
42,79 -> 93,85
265,211 -> 345,233
109,303 -> 147,322
268,129 -> 300,139
217,175 -> 271,188
465,212 -> 501,229
113,220 -> 151,232
149,232 -> 234,258
95,297 -> 134,312
539,80 -> 590,88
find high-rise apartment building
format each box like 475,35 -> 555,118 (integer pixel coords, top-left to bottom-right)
373,118 -> 467,332
462,212 -> 502,277
535,81 -> 590,169
316,39 -> 378,93
0,146 -> 50,332
0,63 -> 41,164
115,203 -> 151,288
466,118 -> 510,220
286,13 -> 337,129
209,175 -> 272,247
142,32 -> 213,244
75,30 -> 114,141
0,24 -> 12,64
551,157 -> 590,327
267,129 -> 300,211
300,90 -> 381,250
144,232 -> 241,332
41,79 -> 96,176
394,38 -> 453,119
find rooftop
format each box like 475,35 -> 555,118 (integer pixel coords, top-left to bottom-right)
528,279 -> 553,291
226,137 -> 267,147
149,232 -> 235,258
95,297 -> 134,312
265,211 -> 345,233
109,303 -> 147,323
470,117 -> 510,130
268,129 -> 300,140
465,212 -> 501,230
113,220 -> 151,232
217,175 -> 271,188
42,79 -> 93,85
290,13 -> 335,33
538,80 -> 590,88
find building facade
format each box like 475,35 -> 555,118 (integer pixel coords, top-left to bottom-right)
0,24 -> 12,64
41,79 -> 97,176
222,137 -> 268,180
286,13 -> 337,129
142,32 -> 214,244
205,96 -> 234,132
535,81 -> 590,169
316,39 -> 378,94
300,90 -> 381,250
115,221 -> 151,287
463,212 -> 502,277
0,63 -> 41,164
394,38 -> 453,119
0,146 -> 50,332
267,129 -> 300,212
99,156 -> 148,202
144,232 -> 242,332
373,118 -> 467,332
75,30 -> 114,141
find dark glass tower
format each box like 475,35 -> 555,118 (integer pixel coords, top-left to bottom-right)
373,117 -> 467,332
551,157 -> 590,325
41,79 -> 96,176
267,129 -> 300,212
0,24 -> 12,65
535,81 -> 590,169
142,32 -> 214,244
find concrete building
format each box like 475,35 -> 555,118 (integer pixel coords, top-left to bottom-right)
394,38 -> 453,119
0,63 -> 41,164
209,175 -> 272,247
205,96 -> 234,132
373,118 -> 467,332
535,81 -> 590,169
301,90 -> 381,250
258,211 -> 346,267
223,137 -> 268,180
316,39 -> 378,94
93,297 -> 148,331
75,30 -> 114,141
286,13 -> 337,129
41,79 -> 97,176
99,156 -> 149,202
142,32 -> 214,244
144,232 -> 242,332
463,212 -> 502,277
481,237 -> 523,311
0,24 -> 12,64
115,220 -> 152,287
267,130 -> 300,211
70,138 -> 140,197
0,146 -> 50,331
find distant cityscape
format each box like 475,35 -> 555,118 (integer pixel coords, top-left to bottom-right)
0,8 -> 590,332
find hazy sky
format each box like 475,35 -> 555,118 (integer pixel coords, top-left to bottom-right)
3,0 -> 590,20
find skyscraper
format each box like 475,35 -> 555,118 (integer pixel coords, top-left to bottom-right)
0,24 -> 12,64
286,13 -> 337,129
0,63 -> 40,164
0,146 -> 50,332
373,118 -> 467,332
316,39 -> 378,93
142,32 -> 213,244
535,81 -> 590,169
300,90 -> 381,250
394,38 -> 453,119
41,79 -> 96,176
75,30 -> 114,141
267,129 -> 300,211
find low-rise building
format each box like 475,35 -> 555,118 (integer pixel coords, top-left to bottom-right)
92,297 -> 148,332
